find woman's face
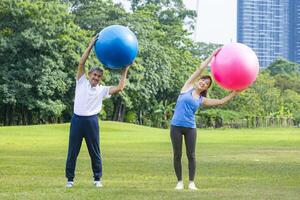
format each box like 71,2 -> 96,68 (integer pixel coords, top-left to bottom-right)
196,78 -> 211,91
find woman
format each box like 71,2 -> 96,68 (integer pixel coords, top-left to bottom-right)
170,48 -> 240,190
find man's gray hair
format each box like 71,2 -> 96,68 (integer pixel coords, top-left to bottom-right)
89,67 -> 103,75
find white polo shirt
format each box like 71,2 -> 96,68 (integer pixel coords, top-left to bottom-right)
74,74 -> 111,116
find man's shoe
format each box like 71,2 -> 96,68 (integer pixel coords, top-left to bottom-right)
66,181 -> 74,188
93,180 -> 103,188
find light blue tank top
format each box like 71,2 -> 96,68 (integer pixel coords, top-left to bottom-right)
171,88 -> 203,128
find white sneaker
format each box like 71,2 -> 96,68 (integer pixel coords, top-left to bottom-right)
175,181 -> 184,190
188,181 -> 198,190
93,181 -> 103,188
66,181 -> 74,188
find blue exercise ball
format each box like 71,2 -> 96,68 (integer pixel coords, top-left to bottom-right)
94,25 -> 138,69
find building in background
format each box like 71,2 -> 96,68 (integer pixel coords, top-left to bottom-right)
237,0 -> 299,68
289,0 -> 300,65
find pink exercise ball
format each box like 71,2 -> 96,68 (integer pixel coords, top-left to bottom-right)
211,43 -> 259,90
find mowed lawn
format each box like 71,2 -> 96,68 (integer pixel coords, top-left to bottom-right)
0,122 -> 300,200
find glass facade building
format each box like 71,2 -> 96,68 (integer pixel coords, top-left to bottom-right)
289,1 -> 300,65
237,0 -> 299,68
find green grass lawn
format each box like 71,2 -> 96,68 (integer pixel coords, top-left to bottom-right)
0,121 -> 299,200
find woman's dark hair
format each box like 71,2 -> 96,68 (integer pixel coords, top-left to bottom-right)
199,75 -> 213,97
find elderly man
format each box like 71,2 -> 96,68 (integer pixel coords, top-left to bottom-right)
65,35 -> 131,188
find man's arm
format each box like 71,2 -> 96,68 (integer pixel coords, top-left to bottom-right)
109,66 -> 130,95
76,35 -> 98,80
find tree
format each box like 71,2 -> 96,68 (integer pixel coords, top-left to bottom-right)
0,0 -> 88,125
72,0 -> 127,32
70,1 -> 199,125
267,58 -> 299,76
281,89 -> 300,121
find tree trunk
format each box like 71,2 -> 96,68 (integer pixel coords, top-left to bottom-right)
113,100 -> 125,121
4,105 -> 8,126
120,104 -> 126,122
138,110 -> 142,124
28,112 -> 33,125
22,107 -> 27,125
4,105 -> 14,126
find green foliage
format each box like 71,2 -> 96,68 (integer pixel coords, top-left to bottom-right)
72,0 -> 127,32
69,1 -> 200,124
0,0 -> 88,124
197,109 -> 242,128
0,0 -> 299,127
267,58 -> 300,76
191,42 -> 222,59
281,89 -> 300,122
124,111 -> 137,123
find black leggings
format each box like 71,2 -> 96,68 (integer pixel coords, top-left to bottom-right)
170,125 -> 197,181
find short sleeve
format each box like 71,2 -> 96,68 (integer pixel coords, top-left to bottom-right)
76,74 -> 87,85
100,86 -> 112,99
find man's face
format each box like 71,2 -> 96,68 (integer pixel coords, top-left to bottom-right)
88,71 -> 102,87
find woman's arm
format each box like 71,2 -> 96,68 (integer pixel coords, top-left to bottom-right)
181,48 -> 221,92
202,91 -> 239,107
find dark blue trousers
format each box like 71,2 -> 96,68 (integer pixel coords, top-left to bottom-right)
65,114 -> 102,181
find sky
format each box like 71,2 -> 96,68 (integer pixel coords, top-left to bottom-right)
114,0 -> 237,44
183,0 -> 237,44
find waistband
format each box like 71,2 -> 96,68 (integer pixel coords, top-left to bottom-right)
73,114 -> 98,119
